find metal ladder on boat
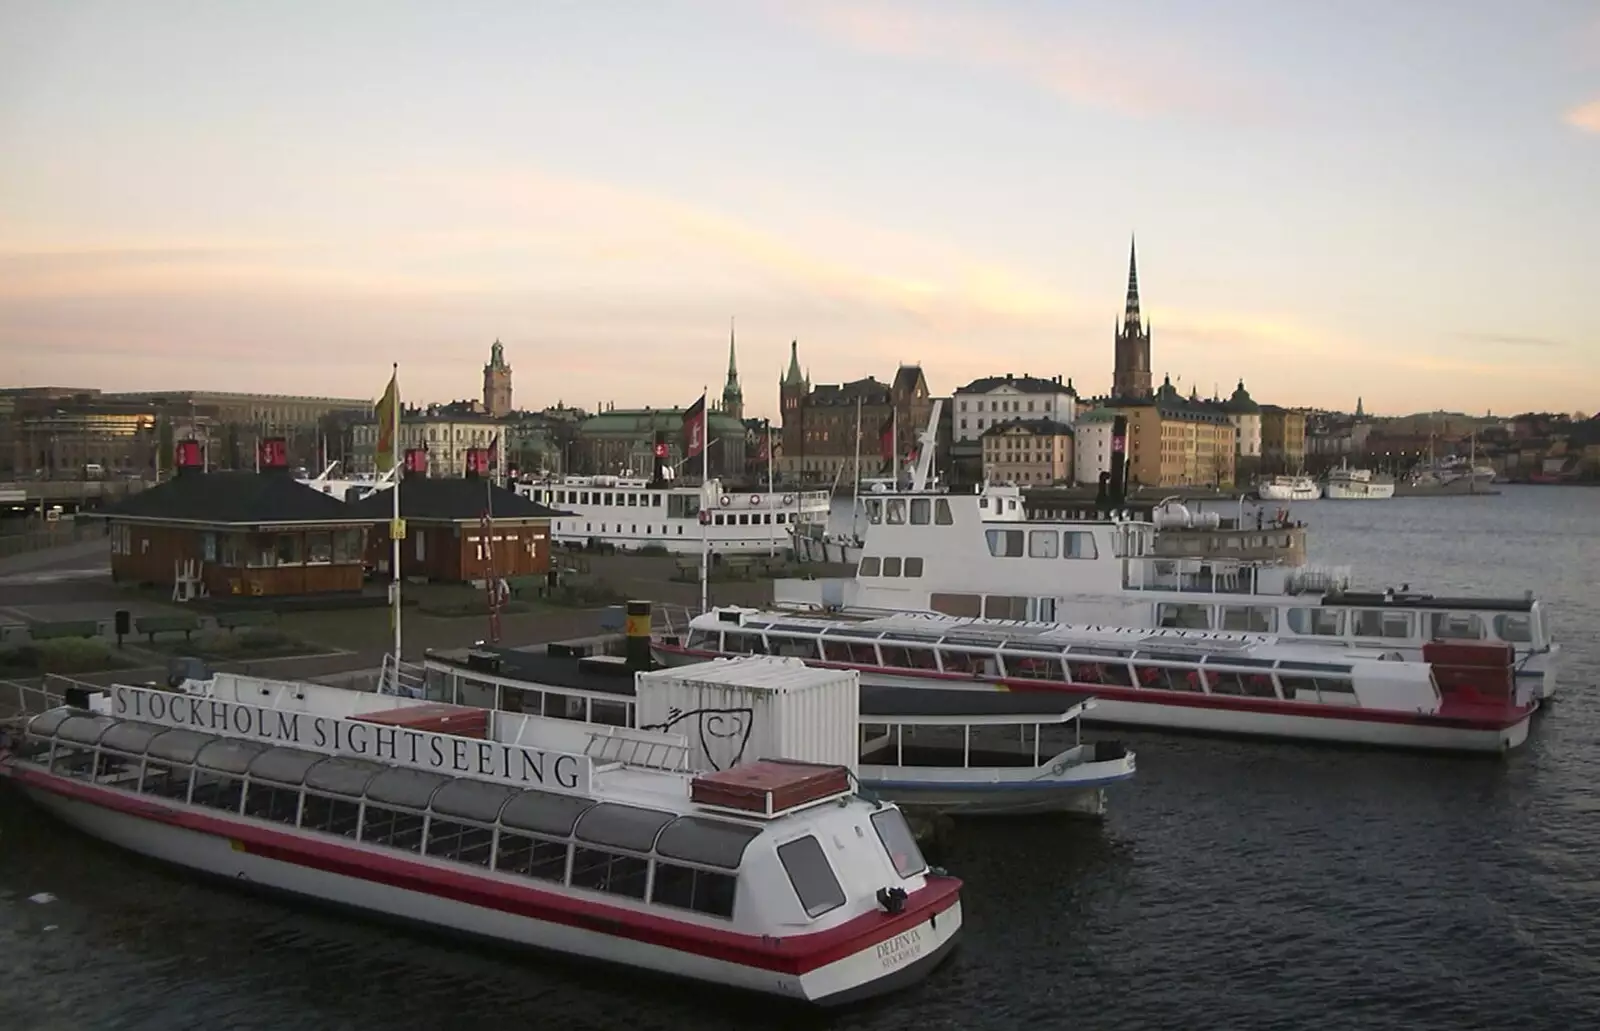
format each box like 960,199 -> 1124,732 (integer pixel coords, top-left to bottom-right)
378,654 -> 429,698
583,728 -> 690,772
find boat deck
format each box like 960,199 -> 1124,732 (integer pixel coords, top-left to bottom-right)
860,742 -> 1041,769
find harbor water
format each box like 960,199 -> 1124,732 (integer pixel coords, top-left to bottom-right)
3,486 -> 1598,1030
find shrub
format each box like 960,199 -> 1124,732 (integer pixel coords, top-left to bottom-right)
0,637 -> 128,675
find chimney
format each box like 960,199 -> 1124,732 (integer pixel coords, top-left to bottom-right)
403,448 -> 428,478
174,439 -> 203,474
257,437 -> 288,473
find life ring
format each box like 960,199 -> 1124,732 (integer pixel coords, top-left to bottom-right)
749,494 -> 761,506
782,494 -> 794,504
719,495 -> 731,507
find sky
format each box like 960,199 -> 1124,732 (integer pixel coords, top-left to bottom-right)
1,0 -> 1597,421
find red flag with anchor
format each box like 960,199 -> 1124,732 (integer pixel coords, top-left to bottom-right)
878,414 -> 895,461
682,393 -> 707,457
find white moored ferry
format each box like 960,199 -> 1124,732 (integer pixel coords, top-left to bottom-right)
516,476 -> 831,557
771,482 -> 1561,700
655,609 -> 1538,754
1324,465 -> 1395,501
0,674 -> 961,1005
1257,475 -> 1322,501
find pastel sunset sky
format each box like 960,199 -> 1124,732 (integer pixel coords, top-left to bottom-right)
2,0 -> 1597,420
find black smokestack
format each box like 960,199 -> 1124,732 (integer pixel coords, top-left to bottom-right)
1107,415 -> 1128,506
649,431 -> 668,488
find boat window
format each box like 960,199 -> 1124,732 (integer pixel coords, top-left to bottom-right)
651,863 -> 737,919
722,632 -> 766,655
1068,659 -> 1136,688
777,835 -> 847,918
301,793 -> 362,837
1157,603 -> 1211,630
871,808 -> 929,879
910,499 -> 932,525
1207,670 -> 1277,698
1494,613 -> 1532,643
882,557 -> 903,577
940,649 -> 997,676
570,847 -> 650,899
1003,651 -> 1064,681
424,818 -> 496,867
904,557 -> 924,577
92,748 -> 141,783
576,803 -> 677,853
366,768 -> 449,810
656,815 -> 763,870
886,499 -> 907,525
495,832 -> 570,881
189,773 -> 246,812
1352,609 -> 1414,639
830,640 -> 879,664
305,756 -> 385,797
879,644 -> 938,670
1429,612 -> 1485,640
500,789 -> 598,837
243,781 -> 303,825
247,747 -> 323,786
1029,530 -> 1059,558
360,804 -> 427,853
859,557 -> 881,576
1135,664 -> 1202,692
685,628 -> 717,650
1063,532 -> 1099,560
935,499 -> 954,525
145,728 -> 214,765
196,739 -> 270,776
431,779 -> 521,824
138,759 -> 194,800
866,499 -> 883,524
930,592 -> 983,618
26,708 -> 73,737
48,742 -> 98,779
1287,608 -> 1344,636
986,529 -> 1024,557
769,635 -> 820,660
1219,606 -> 1276,633
984,595 -> 1029,620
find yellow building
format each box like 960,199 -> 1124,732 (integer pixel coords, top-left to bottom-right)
1112,377 -> 1236,487
981,418 -> 1074,485
1260,405 -> 1308,473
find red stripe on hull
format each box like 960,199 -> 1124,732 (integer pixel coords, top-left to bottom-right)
6,764 -> 959,976
653,645 -> 1532,732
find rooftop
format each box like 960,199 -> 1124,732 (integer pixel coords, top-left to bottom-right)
99,470 -> 364,525
344,477 -> 566,521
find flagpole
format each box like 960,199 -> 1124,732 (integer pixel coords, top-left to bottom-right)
766,420 -> 775,558
699,386 -> 710,615
390,363 -> 402,664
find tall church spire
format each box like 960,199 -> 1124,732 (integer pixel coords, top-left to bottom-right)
1124,234 -> 1141,327
1111,234 -> 1153,400
783,339 -> 804,386
721,317 -> 743,419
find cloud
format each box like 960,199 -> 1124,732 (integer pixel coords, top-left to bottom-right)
762,0 -> 1265,122
1565,97 -> 1600,132
1454,332 -> 1566,348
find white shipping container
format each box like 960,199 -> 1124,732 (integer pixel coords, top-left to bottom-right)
635,657 -> 859,775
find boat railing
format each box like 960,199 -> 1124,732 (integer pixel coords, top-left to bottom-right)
652,603 -> 698,635
378,654 -> 429,698
1,678 -> 66,725
1285,565 -> 1353,594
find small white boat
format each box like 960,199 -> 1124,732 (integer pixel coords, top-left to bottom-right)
2,671 -> 961,1005
1324,464 -> 1395,500
1257,475 -> 1322,501
857,689 -> 1135,817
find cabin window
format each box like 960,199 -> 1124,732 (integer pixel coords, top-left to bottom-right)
859,557 -> 881,576
301,792 -> 362,838
910,499 -> 932,525
1429,612 -> 1485,640
886,499 -> 907,525
138,760 -> 193,800
1352,610 -> 1414,639
1067,659 -> 1135,687
1028,530 -> 1059,558
495,832 -> 569,881
47,744 -> 97,779
1157,603 -> 1211,630
777,835 -> 847,918
425,819 -> 496,867
1219,606 -> 1276,633
930,592 -> 982,618
1287,608 -> 1344,636
685,629 -> 716,650
243,782 -> 303,825
986,529 -> 1024,557
940,650 -> 997,676
834,640 -> 879,664
722,632 -> 766,655
1004,651 -> 1063,681
882,557 -> 903,577
983,596 -> 1029,620
1494,613 -> 1532,643
92,749 -> 140,783
903,557 -> 924,577
1134,664 -> 1202,692
360,804 -> 426,852
1063,532 -> 1098,559
569,847 -> 650,900
306,532 -> 333,565
935,499 -> 954,524
871,809 -> 928,878
1205,670 -> 1250,696
770,636 -> 819,660
189,774 -> 246,812
879,645 -> 937,670
275,534 -> 302,566
333,529 -> 364,563
866,499 -> 883,524
1278,672 -> 1357,703
651,863 -> 737,919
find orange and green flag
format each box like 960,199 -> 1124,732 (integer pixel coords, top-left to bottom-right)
375,368 -> 399,472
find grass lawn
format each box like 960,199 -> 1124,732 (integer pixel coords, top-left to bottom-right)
0,637 -> 143,677
145,626 -> 335,662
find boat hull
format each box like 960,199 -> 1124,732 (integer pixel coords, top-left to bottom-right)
860,755 -> 1135,818
9,769 -> 962,1007
1324,482 -> 1395,500
1258,483 -> 1322,501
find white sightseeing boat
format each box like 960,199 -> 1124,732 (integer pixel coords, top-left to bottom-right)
298,461 -> 394,502
1257,475 -> 1322,501
0,673 -> 961,1005
516,476 -> 830,557
1324,465 -> 1396,501
655,608 -> 1538,754
770,481 -> 1561,700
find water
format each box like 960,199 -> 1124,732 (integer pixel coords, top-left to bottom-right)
4,486 -> 1598,1030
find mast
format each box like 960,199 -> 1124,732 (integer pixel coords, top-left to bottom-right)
766,420 -> 776,558
852,396 -> 862,528
698,386 -> 710,615
389,363 -> 402,663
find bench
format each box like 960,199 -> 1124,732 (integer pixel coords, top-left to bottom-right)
29,620 -> 101,641
674,557 -> 699,582
216,610 -> 278,630
135,614 -> 202,643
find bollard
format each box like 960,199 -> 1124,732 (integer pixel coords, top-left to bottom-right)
624,600 -> 652,671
